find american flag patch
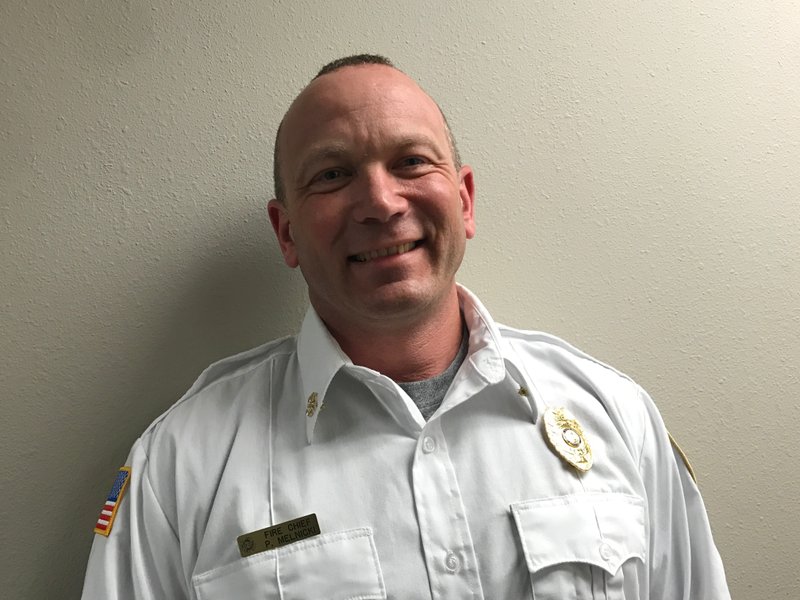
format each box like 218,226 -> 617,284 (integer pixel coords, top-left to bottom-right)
94,466 -> 131,536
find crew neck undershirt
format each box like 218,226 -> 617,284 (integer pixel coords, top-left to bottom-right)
397,325 -> 469,421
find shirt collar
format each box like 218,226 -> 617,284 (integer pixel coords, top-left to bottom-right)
296,307 -> 353,443
297,284 -> 541,443
456,285 -> 542,423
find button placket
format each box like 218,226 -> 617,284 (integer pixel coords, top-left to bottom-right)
411,420 -> 484,598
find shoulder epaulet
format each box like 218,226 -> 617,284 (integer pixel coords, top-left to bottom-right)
668,432 -> 697,483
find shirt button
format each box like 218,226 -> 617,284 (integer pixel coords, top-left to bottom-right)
444,551 -> 460,573
422,436 -> 437,453
599,543 -> 614,561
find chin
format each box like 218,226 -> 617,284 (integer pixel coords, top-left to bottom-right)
356,282 -> 444,320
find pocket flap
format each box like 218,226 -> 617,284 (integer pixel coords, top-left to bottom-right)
279,527 -> 386,599
192,527 -> 386,600
511,493 -> 646,576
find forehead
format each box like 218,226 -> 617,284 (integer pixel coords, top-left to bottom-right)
279,65 -> 448,169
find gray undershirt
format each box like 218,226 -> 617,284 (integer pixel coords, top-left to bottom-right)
397,325 -> 469,421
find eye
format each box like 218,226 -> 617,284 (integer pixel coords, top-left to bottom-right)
313,168 -> 347,182
398,156 -> 427,168
306,167 -> 352,191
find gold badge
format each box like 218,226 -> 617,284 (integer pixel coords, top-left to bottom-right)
237,513 -> 321,558
543,406 -> 593,472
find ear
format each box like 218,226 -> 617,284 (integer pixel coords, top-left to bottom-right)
268,199 -> 299,268
458,165 -> 476,239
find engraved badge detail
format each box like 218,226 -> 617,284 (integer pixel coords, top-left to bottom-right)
543,406 -> 593,472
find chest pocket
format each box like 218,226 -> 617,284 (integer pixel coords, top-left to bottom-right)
511,493 -> 646,600
191,527 -> 386,600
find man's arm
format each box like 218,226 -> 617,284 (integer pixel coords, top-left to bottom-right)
636,387 -> 732,599
82,440 -> 187,600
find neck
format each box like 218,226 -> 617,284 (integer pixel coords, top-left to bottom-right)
320,288 -> 465,382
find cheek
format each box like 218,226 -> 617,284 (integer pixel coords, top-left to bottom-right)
406,178 -> 460,214
406,174 -> 450,195
291,208 -> 343,258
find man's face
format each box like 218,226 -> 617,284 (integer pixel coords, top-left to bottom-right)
269,64 -> 475,333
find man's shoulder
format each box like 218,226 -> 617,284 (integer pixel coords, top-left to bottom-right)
120,335 -> 300,530
497,323 -> 636,386
141,334 -> 299,441
496,323 -> 653,457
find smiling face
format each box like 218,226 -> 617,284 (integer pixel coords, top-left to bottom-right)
269,64 -> 475,335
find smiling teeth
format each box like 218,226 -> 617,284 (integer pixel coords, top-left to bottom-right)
353,241 -> 418,263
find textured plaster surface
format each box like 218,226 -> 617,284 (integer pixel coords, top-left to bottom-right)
2,1 -> 798,597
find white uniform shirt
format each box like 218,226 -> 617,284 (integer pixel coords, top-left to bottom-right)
82,286 -> 731,599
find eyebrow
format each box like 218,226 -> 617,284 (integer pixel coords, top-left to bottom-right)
393,136 -> 445,158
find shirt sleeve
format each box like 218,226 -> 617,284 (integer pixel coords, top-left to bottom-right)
635,386 -> 732,600
81,438 -> 188,600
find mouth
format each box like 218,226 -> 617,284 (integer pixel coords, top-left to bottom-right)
348,240 -> 422,263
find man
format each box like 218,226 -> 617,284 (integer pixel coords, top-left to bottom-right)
83,55 -> 731,599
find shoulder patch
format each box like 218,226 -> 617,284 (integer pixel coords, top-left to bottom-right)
668,433 -> 697,483
94,467 -> 131,536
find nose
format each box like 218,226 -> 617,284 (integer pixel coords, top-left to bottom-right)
351,166 -> 408,223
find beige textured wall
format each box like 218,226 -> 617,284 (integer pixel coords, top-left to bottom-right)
2,1 -> 798,597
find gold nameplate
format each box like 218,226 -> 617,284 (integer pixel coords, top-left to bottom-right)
237,513 -> 321,558
543,406 -> 593,472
